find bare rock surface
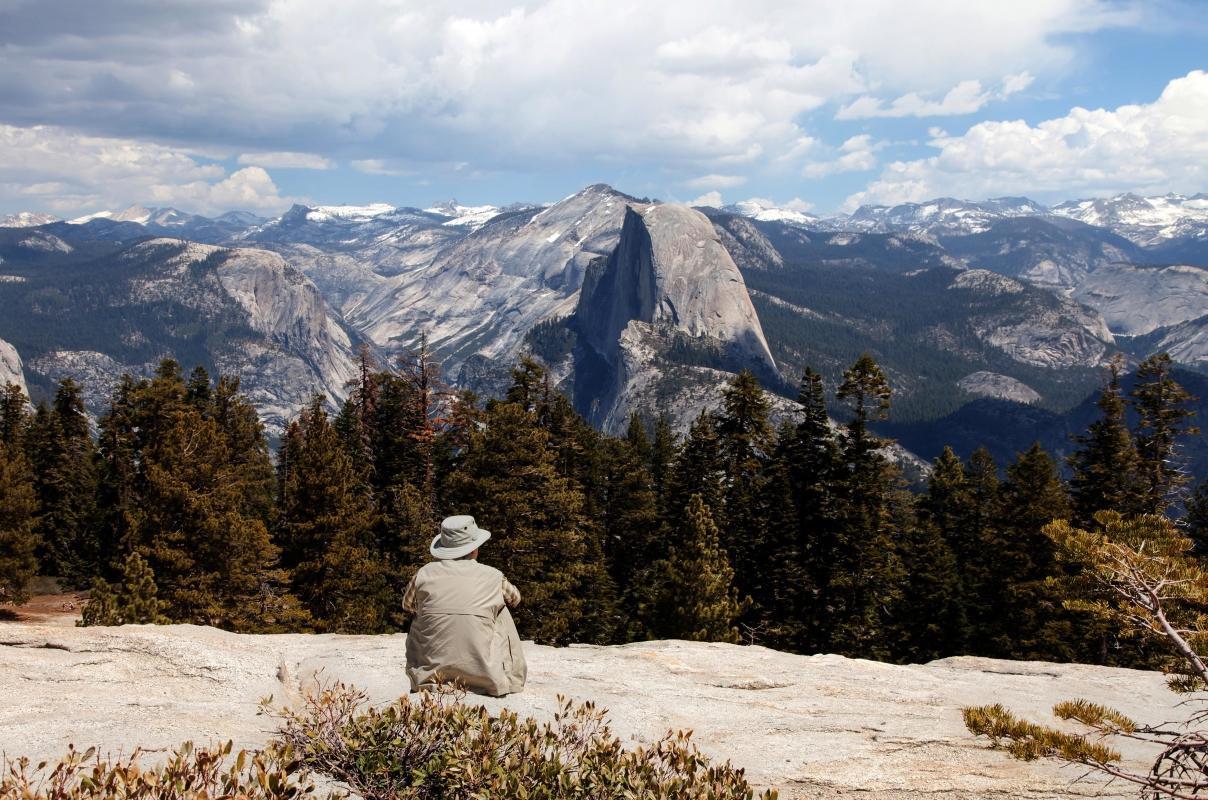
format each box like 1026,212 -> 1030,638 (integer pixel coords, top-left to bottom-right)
0,622 -> 1180,798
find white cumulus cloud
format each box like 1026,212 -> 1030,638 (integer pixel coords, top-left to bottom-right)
844,70 -> 1208,209
689,191 -> 724,207
683,173 -> 748,190
0,0 -> 1136,199
236,151 -> 334,170
0,124 -> 295,215
802,134 -> 885,178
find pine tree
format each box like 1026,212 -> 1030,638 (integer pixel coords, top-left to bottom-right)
825,354 -> 903,659
761,419 -> 808,649
79,578 -> 119,626
0,383 -> 28,446
716,370 -> 775,617
648,414 -> 678,516
600,435 -> 661,636
0,440 -> 39,606
991,443 -> 1074,660
278,398 -> 384,633
1130,353 -> 1198,515
78,552 -> 165,626
94,375 -> 140,582
28,379 -> 99,586
1187,482 -> 1208,558
444,400 -> 596,645
92,362 -> 302,631
1069,359 -> 1144,526
667,411 -> 724,521
625,413 -> 652,466
651,494 -> 745,643
889,499 -> 965,663
961,447 -> 1003,653
918,446 -> 976,651
784,367 -> 844,652
118,551 -> 164,624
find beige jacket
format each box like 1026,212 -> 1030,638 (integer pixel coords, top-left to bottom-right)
403,559 -> 527,696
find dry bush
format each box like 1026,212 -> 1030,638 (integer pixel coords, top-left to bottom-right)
265,682 -> 777,799
0,740 -> 321,800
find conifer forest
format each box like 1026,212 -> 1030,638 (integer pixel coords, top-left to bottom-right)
0,347 -> 1201,668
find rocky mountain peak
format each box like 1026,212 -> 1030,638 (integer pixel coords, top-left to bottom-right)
573,203 -> 777,430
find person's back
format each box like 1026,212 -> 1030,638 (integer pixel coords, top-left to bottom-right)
404,516 -> 527,696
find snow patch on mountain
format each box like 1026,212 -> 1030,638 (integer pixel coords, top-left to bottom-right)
0,211 -> 58,228
725,199 -> 820,227
1051,193 -> 1208,246
304,203 -> 398,222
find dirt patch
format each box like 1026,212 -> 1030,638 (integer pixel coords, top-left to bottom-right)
0,593 -> 87,626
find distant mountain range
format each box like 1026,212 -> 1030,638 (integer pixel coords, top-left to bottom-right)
0,188 -> 1204,469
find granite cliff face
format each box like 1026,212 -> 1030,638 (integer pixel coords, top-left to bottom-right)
349,184 -> 638,379
573,204 -> 776,432
0,621 -> 1179,800
0,337 -> 27,395
0,236 -> 360,435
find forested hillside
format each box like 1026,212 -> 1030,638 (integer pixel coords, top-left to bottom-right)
1,348 -> 1199,667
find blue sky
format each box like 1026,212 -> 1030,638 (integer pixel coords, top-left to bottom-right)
1,0 -> 1206,218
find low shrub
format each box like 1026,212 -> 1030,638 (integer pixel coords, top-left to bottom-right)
1,740 -> 319,800
3,687 -> 775,800
265,683 -> 777,799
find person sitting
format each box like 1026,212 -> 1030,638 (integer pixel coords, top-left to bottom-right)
403,515 -> 527,697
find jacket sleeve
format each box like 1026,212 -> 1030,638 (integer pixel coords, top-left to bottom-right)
402,574 -> 419,615
502,578 -> 521,608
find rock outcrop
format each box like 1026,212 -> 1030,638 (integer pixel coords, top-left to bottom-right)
957,371 -> 1042,404
349,184 -> 637,372
573,204 -> 777,431
0,622 -> 1179,799
1074,262 -> 1208,337
0,337 -> 27,395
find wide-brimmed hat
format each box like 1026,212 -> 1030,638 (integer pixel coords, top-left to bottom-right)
430,515 -> 492,559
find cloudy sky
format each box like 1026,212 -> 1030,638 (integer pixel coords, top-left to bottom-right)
1,0 -> 1206,217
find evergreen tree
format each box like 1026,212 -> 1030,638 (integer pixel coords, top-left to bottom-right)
889,498 -> 965,663
961,447 -> 1004,653
648,414 -> 678,516
824,354 -> 903,659
918,446 -> 976,651
625,413 -> 652,466
0,383 -> 28,446
991,443 -> 1074,660
79,578 -> 119,626
79,552 -> 165,625
650,494 -> 745,643
761,419 -> 808,649
1130,353 -> 1198,514
1187,482 -> 1208,558
95,375 -> 140,582
93,361 -> 302,631
28,379 -> 99,585
600,435 -> 662,636
667,411 -> 724,520
0,439 -> 39,606
716,370 -> 775,617
444,400 -> 597,645
1069,359 -> 1144,526
278,398 -> 384,633
784,367 -> 844,652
